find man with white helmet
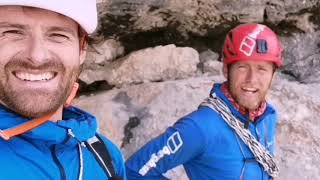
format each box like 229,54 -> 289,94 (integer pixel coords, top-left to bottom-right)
0,1 -> 125,179
126,23 -> 283,179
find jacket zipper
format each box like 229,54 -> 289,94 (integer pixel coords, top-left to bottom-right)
52,145 -> 67,180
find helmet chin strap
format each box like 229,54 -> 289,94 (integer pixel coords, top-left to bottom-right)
0,83 -> 79,140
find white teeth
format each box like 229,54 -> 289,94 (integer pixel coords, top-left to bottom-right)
15,72 -> 55,81
242,87 -> 257,92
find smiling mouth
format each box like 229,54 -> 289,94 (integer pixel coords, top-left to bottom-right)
241,87 -> 258,93
14,71 -> 57,81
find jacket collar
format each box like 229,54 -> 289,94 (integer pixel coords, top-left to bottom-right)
0,105 -> 97,145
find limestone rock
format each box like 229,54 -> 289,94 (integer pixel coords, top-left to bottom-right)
96,0 -> 320,51
79,68 -> 107,85
104,44 -> 200,87
86,39 -> 124,65
269,77 -> 320,179
265,0 -> 319,24
99,0 -> 265,36
80,39 -> 125,85
281,32 -> 320,83
199,49 -> 222,75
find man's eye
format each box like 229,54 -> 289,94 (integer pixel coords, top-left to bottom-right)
258,67 -> 268,72
237,65 -> 247,69
49,33 -> 70,42
51,33 -> 68,38
2,30 -> 24,36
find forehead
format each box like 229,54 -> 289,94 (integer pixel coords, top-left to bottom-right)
232,60 -> 274,67
0,6 -> 78,31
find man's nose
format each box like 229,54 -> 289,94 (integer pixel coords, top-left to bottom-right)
245,68 -> 257,82
25,36 -> 49,64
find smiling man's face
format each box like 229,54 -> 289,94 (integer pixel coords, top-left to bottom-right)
0,6 -> 87,118
224,60 -> 275,111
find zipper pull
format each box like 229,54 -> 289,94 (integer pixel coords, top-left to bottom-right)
68,129 -> 76,138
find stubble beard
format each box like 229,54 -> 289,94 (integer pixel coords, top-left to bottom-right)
0,59 -> 80,118
228,77 -> 268,111
234,94 -> 263,111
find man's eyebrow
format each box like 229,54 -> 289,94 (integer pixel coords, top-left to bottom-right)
0,22 -> 28,29
47,26 -> 77,37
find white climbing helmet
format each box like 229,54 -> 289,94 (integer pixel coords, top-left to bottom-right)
0,0 -> 98,34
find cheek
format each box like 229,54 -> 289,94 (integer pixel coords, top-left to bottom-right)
55,48 -> 81,67
64,59 -> 80,68
0,47 -> 17,65
229,72 -> 245,87
261,73 -> 273,86
228,75 -> 241,95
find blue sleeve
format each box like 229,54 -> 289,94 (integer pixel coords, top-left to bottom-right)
99,134 -> 127,180
126,117 -> 206,179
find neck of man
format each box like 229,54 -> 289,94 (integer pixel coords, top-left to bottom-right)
221,83 -> 266,121
50,106 -> 63,122
0,100 -> 63,122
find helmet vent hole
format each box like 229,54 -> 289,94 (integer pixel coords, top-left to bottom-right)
256,39 -> 268,54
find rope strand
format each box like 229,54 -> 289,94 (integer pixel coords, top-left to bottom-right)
200,93 -> 279,177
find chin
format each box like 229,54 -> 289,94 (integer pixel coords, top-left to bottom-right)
4,93 -> 64,118
239,100 -> 261,111
246,104 -> 261,111
18,111 -> 49,118
13,104 -> 59,118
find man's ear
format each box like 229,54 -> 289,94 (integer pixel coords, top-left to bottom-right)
223,64 -> 228,79
79,41 -> 88,65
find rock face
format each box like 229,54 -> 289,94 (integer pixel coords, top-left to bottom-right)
93,0 -> 320,84
269,77 -> 320,179
98,0 -> 301,36
80,44 -> 200,87
281,32 -> 320,83
73,1 -> 320,179
95,0 -> 320,52
104,44 -> 199,87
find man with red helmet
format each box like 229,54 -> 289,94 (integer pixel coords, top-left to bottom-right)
126,23 -> 283,180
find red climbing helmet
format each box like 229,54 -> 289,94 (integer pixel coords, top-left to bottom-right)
222,23 -> 284,67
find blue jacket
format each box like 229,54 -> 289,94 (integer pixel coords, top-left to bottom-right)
126,83 -> 277,180
0,105 -> 126,180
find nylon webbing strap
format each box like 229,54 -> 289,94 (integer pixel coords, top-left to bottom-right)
200,93 -> 279,178
85,135 -> 123,180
